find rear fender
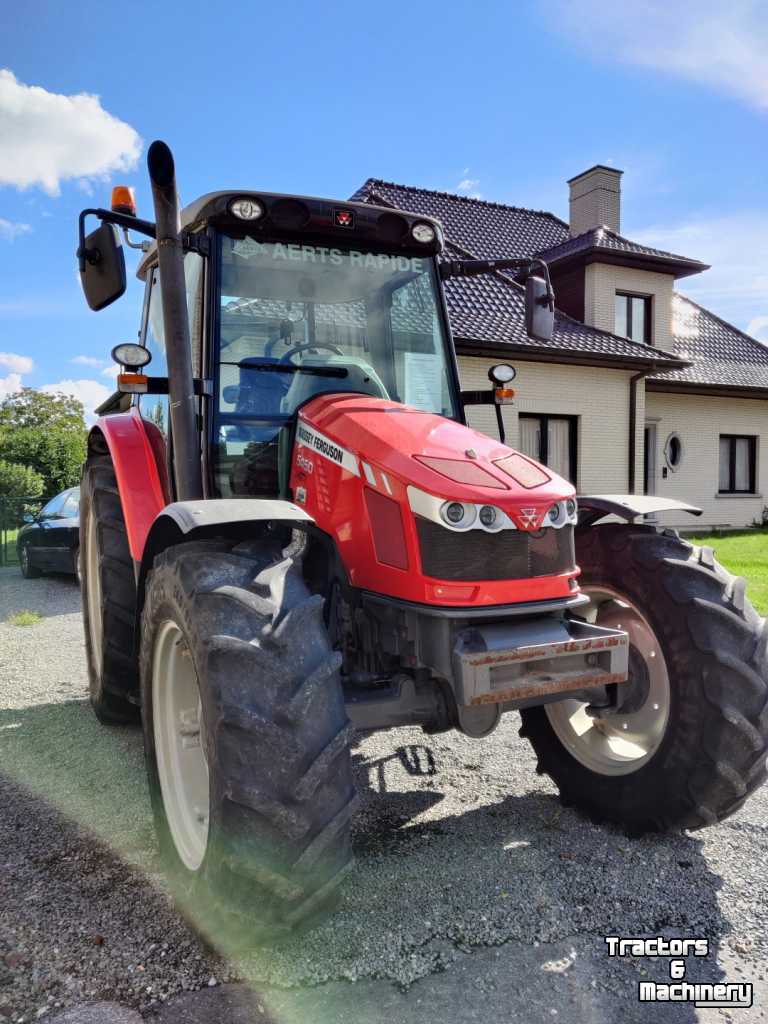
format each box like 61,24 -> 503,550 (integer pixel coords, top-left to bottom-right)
88,409 -> 169,562
577,494 -> 702,528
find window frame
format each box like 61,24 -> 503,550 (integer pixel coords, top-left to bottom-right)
518,412 -> 578,484
615,291 -> 652,344
718,434 -> 757,495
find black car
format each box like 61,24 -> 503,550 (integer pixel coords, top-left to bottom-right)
17,487 -> 80,581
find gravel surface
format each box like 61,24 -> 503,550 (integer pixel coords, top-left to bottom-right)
1,566 -> 767,1022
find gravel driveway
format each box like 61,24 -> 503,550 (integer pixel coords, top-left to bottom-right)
1,567 -> 767,1023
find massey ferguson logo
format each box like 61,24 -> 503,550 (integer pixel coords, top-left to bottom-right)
518,508 -> 542,530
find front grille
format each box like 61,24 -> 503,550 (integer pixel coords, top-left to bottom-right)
415,518 -> 575,581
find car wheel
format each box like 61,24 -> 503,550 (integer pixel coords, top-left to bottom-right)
19,544 -> 41,579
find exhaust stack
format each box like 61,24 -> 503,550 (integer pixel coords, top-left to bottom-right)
147,140 -> 203,501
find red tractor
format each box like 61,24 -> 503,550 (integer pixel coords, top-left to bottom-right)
77,142 -> 768,941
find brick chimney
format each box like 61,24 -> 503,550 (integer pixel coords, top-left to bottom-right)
568,165 -> 623,235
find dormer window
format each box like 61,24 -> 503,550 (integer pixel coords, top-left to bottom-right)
615,292 -> 652,343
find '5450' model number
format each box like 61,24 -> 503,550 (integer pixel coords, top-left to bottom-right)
295,450 -> 314,474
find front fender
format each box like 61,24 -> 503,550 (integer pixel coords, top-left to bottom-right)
88,409 -> 169,561
577,494 -> 702,528
136,497 -> 314,613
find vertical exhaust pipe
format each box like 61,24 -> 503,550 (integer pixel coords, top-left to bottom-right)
147,140 -> 203,501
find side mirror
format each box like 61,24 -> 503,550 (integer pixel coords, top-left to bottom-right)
525,275 -> 554,343
22,512 -> 35,524
79,222 -> 126,312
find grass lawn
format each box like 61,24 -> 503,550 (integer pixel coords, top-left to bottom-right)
687,529 -> 768,616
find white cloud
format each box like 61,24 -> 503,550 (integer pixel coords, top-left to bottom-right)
747,316 -> 768,342
0,372 -> 22,399
39,378 -> 111,423
0,351 -> 33,374
71,354 -> 105,368
0,217 -> 31,240
456,176 -> 482,199
547,1 -> 768,111
630,213 -> 768,336
101,365 -> 119,379
0,69 -> 142,195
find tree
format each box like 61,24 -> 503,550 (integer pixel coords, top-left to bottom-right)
0,459 -> 44,498
0,388 -> 87,495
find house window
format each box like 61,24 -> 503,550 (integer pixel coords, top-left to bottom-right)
519,414 -> 577,483
718,435 -> 757,494
615,292 -> 652,343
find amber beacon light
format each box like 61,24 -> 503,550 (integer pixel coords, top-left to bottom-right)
110,185 -> 137,217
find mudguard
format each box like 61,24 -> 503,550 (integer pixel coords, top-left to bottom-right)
89,409 -> 169,562
577,494 -> 702,528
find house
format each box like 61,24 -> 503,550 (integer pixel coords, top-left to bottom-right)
351,167 -> 768,530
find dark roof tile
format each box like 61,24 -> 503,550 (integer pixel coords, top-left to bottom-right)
351,178 -> 569,259
650,295 -> 768,390
536,227 -> 708,274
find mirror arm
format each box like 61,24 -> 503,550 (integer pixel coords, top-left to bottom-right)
439,257 -> 532,281
77,208 -> 157,271
439,255 -> 555,310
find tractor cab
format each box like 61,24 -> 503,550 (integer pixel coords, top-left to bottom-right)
211,228 -> 460,498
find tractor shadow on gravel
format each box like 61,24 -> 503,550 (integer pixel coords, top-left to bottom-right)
340,736 -> 731,1021
0,701 -> 734,1022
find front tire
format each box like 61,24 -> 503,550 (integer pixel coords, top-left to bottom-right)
140,538 -> 356,945
521,525 -> 768,833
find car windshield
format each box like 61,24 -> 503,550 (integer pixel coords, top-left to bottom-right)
213,236 -> 458,497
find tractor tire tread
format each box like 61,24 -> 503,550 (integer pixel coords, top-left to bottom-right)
140,539 -> 355,945
521,524 -> 768,833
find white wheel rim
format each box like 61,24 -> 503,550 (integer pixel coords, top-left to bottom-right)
545,586 -> 671,776
20,546 -> 29,573
86,512 -> 103,668
152,620 -> 210,871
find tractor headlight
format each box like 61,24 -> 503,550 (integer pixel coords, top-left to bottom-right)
547,502 -> 564,526
546,499 -> 578,528
479,505 -> 499,529
412,222 -> 436,244
229,197 -> 265,221
440,501 -> 476,528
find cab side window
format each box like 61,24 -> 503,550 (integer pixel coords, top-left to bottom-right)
140,268 -> 169,434
139,254 -> 204,437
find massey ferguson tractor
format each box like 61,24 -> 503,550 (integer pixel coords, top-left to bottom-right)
76,141 -> 768,941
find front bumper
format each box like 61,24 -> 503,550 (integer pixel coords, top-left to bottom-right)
453,617 -> 629,707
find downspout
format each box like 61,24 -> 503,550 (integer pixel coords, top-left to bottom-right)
628,364 -> 657,494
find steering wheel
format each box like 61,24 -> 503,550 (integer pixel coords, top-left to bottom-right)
279,342 -> 344,363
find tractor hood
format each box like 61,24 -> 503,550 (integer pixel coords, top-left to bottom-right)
297,393 -> 575,508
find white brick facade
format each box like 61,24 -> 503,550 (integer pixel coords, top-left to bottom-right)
584,263 -> 675,351
645,391 -> 768,529
458,355 -> 639,494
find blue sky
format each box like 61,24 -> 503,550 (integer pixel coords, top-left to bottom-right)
1,0 -> 766,418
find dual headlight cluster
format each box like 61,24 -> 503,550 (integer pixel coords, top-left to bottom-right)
439,497 -> 577,532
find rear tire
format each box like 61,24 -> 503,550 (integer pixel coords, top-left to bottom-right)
80,455 -> 140,724
140,538 -> 356,945
521,525 -> 768,833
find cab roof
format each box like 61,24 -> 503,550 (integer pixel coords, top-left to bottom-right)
137,191 -> 444,279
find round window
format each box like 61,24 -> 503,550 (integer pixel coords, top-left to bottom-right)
664,432 -> 683,472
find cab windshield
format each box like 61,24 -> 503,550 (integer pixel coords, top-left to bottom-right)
214,235 -> 458,497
